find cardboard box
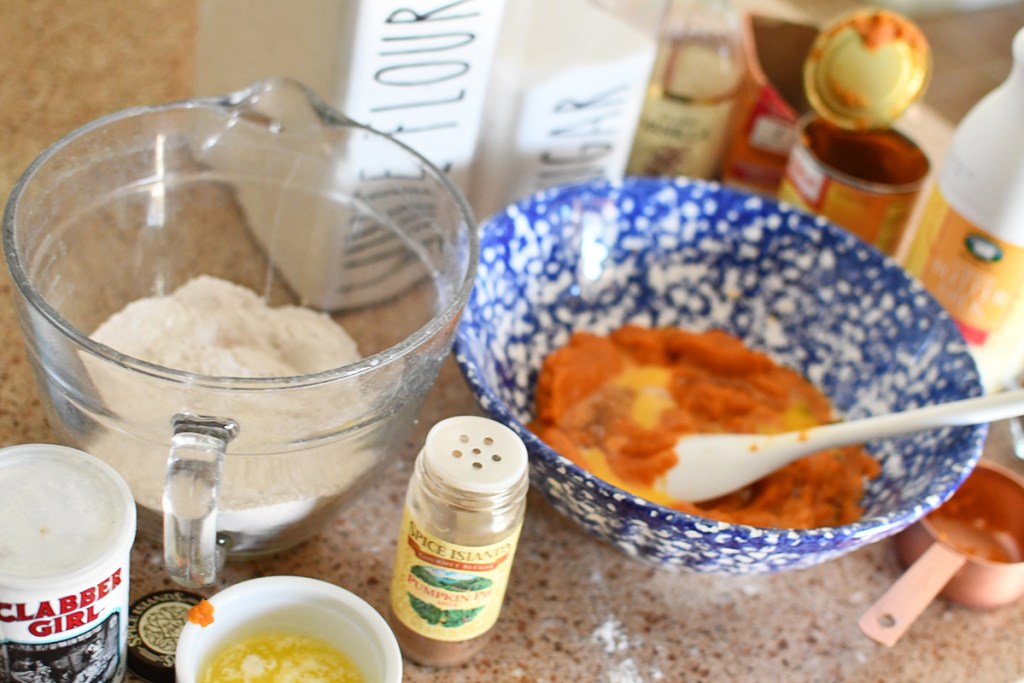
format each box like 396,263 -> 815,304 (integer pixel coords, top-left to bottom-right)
720,14 -> 817,195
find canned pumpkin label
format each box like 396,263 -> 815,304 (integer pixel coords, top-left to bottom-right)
389,508 -> 522,642
778,115 -> 927,255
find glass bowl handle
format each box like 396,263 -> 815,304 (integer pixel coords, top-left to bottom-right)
163,414 -> 239,588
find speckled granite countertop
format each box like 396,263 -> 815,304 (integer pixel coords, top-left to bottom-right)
2,2 -> 1023,681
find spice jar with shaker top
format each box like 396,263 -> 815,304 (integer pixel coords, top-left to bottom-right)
387,415 -> 529,667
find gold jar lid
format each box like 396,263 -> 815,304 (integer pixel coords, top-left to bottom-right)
804,9 -> 931,130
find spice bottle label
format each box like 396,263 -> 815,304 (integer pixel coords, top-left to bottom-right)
389,508 -> 522,642
627,93 -> 736,179
905,188 -> 1024,345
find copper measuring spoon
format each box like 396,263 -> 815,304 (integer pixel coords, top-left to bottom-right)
859,460 -> 1024,646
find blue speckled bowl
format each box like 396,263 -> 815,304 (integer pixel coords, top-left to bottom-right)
454,177 -> 987,575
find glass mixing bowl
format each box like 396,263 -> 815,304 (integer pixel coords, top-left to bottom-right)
3,78 -> 477,587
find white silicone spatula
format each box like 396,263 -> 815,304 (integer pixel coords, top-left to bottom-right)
663,389 -> 1024,503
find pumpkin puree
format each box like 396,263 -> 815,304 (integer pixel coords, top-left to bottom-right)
530,325 -> 880,528
187,599 -> 215,627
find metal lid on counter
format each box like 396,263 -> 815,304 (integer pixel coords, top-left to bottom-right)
127,590 -> 204,683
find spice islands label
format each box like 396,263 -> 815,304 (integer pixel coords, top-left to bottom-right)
389,508 -> 522,642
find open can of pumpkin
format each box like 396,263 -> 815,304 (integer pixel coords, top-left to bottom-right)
777,8 -> 932,255
779,114 -> 929,255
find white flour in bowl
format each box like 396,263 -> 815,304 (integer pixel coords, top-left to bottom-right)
82,275 -> 379,552
91,275 -> 361,375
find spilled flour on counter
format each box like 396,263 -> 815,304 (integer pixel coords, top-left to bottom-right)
592,616 -> 631,655
92,275 -> 361,376
591,616 -> 662,683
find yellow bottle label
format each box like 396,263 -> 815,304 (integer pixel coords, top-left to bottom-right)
389,508 -> 522,642
906,188 -> 1024,345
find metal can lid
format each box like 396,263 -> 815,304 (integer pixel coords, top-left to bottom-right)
127,589 -> 204,683
804,9 -> 931,130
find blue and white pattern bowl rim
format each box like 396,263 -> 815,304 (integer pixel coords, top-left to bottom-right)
454,175 -> 986,574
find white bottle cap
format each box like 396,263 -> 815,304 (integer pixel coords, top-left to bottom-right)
422,416 -> 528,495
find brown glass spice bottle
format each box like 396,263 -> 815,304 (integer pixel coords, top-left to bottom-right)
387,416 -> 529,667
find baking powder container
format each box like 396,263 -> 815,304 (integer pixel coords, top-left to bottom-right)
778,114 -> 929,255
859,460 -> 1024,647
0,444 -> 136,682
